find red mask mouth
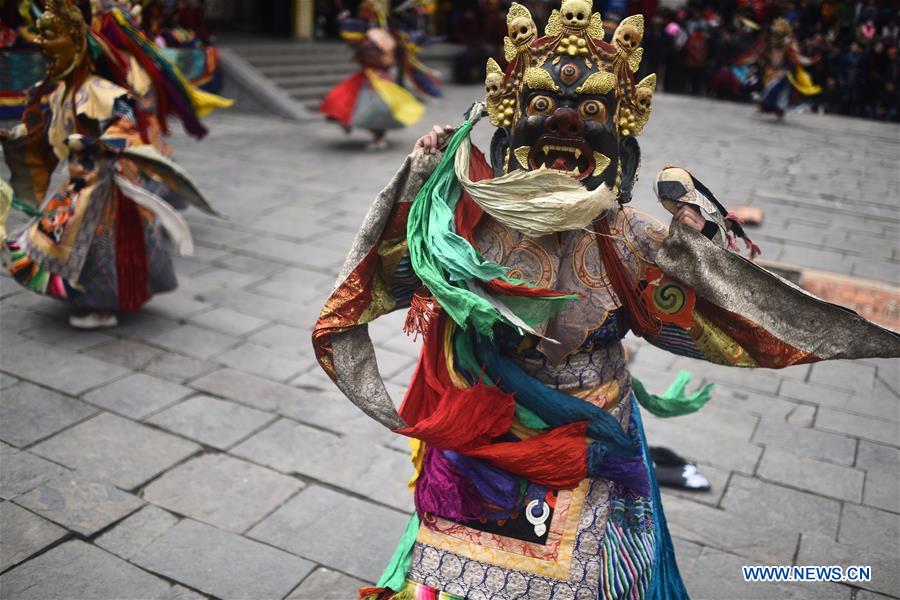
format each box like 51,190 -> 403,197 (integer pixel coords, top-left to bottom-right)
528,137 -> 595,180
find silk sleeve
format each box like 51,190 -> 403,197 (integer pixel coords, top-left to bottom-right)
641,223 -> 900,367
312,151 -> 436,379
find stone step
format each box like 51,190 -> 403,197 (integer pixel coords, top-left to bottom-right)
233,42 -> 348,57
271,75 -> 348,98
243,53 -> 354,69
226,42 -> 355,117
270,73 -> 351,89
254,62 -> 357,78
236,42 -> 352,65
285,84 -> 335,103
223,40 -> 456,120
238,42 -> 454,66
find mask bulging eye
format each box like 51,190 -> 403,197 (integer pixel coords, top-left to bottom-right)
578,99 -> 606,121
528,95 -> 556,116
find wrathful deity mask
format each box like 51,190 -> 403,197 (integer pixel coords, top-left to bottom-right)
510,56 -> 620,190
485,3 -> 655,203
35,0 -> 88,81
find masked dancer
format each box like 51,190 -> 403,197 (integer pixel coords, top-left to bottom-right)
320,0 -> 441,150
738,17 -> 821,120
1,0 -> 217,329
313,2 -> 899,598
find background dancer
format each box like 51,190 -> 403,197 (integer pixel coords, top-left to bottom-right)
1,0 -> 217,328
320,0 -> 440,150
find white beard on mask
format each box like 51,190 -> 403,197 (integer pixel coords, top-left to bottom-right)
454,135 -> 618,238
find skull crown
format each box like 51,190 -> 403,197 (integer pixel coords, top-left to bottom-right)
484,1 -> 657,138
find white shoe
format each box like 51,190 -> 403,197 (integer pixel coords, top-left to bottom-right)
69,312 -> 118,329
681,464 -> 710,489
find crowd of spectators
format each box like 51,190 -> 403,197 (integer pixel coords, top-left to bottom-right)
642,1 -> 899,121
447,0 -> 900,122
140,0 -> 210,46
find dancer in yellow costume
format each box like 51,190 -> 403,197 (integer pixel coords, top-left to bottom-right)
738,17 -> 821,119
320,0 -> 440,150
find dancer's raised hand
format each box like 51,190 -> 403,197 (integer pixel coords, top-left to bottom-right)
414,124 -> 454,155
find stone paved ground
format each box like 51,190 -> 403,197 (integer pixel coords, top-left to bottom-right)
1,85 -> 898,600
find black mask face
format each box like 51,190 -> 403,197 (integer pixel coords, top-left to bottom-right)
490,56 -> 641,201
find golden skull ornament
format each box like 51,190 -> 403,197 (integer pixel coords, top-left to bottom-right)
615,23 -> 641,52
560,0 -> 592,30
636,87 -> 653,112
485,72 -> 504,98
508,16 -> 536,46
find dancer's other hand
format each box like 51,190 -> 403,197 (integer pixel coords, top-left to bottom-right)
414,124 -> 454,155
673,203 -> 706,233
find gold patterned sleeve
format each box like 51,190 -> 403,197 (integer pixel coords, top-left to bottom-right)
619,207 -> 669,274
641,223 -> 900,368
313,151 -> 440,429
